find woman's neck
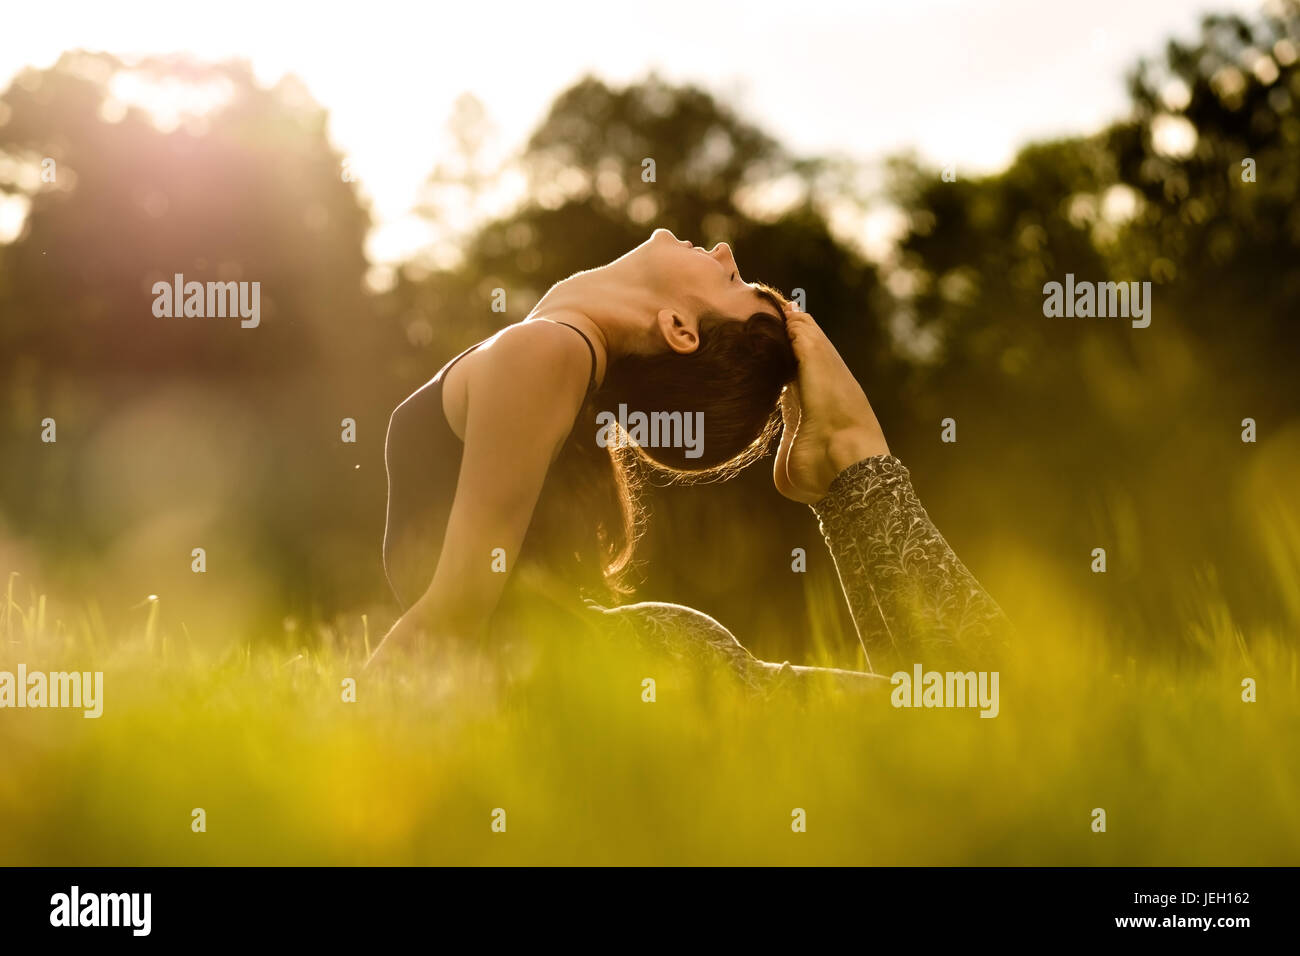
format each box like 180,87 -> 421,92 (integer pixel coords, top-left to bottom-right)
527,258 -> 664,363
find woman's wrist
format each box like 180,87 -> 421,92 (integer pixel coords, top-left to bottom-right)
410,591 -> 490,644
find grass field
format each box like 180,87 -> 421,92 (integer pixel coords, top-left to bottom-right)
2,552 -> 1297,866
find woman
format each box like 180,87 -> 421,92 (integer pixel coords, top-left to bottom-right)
371,228 -> 1009,692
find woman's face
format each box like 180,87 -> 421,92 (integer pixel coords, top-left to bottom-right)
635,227 -> 784,324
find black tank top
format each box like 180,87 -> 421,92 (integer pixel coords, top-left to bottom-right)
382,320 -> 598,609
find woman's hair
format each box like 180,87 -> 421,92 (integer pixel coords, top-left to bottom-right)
521,283 -> 797,602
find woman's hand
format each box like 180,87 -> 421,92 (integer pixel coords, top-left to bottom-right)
364,599 -> 495,677
363,603 -> 501,700
774,303 -> 889,504
364,601 -> 443,670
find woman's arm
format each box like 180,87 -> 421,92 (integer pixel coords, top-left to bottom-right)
368,322 -> 593,663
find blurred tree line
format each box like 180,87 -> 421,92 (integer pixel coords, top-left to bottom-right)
2,2 -> 1297,656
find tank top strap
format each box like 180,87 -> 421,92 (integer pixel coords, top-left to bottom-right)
547,320 -> 599,397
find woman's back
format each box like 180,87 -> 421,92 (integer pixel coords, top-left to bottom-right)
382,322 -> 598,611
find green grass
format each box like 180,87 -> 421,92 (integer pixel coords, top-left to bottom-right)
2,561 -> 1297,866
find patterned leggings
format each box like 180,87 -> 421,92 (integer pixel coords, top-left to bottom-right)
586,455 -> 1012,698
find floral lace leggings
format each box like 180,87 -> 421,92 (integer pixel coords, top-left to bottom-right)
586,455 -> 1012,698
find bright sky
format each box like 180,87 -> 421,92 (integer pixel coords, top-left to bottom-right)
2,0 -> 1266,264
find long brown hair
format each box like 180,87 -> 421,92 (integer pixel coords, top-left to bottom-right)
519,283 -> 796,603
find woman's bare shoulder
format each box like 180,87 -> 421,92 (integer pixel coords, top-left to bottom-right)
444,319 -> 594,453
459,319 -> 592,388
